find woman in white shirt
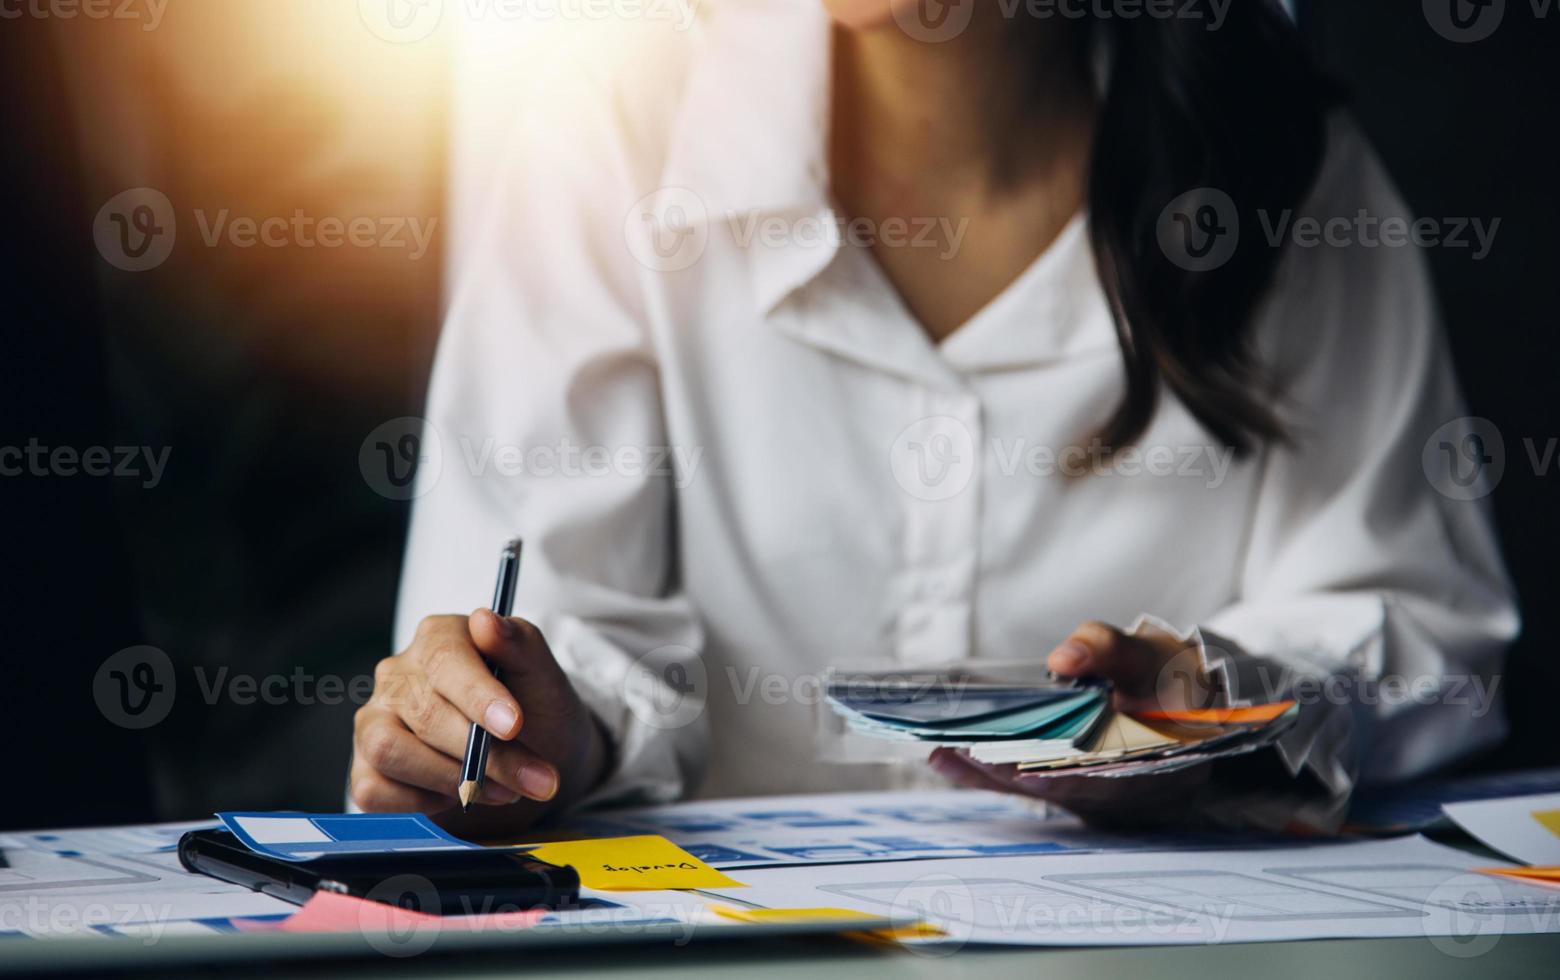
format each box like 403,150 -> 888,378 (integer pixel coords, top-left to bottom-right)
350,0 -> 1517,833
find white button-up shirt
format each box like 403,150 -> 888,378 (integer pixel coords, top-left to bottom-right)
397,0 -> 1517,825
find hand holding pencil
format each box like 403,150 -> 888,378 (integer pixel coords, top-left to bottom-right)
350,539 -> 610,825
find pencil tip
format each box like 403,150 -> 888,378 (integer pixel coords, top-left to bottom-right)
457,780 -> 478,810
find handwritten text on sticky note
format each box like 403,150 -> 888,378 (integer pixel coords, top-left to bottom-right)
526,835 -> 744,891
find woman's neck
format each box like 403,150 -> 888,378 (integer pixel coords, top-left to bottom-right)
829,10 -> 1097,209
825,10 -> 1099,344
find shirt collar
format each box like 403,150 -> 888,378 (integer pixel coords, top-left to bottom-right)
661,0 -> 1119,375
938,212 -> 1120,372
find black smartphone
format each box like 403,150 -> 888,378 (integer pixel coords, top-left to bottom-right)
178,828 -> 580,914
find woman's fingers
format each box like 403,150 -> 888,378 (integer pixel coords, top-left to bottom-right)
355,708 -> 517,804
1047,621 -> 1158,690
349,768 -> 455,814
413,614 -> 522,740
348,715 -> 463,814
354,612 -> 600,828
358,702 -> 557,803
467,609 -> 577,711
1046,620 -> 1208,708
935,617 -> 1222,828
1017,767 -> 1214,830
405,691 -> 557,801
929,744 -> 1216,829
928,747 -> 989,789
928,747 -> 1023,793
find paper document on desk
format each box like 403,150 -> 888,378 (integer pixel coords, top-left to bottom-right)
549,790 -> 1285,869
0,819 -> 217,858
0,841 -> 293,940
1444,792 -> 1560,866
701,834 -> 1560,947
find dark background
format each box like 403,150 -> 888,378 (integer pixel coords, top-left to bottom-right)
1304,0 -> 1560,769
1,2 -> 1555,831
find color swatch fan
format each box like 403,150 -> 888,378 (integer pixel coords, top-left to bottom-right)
824,667 -> 1297,779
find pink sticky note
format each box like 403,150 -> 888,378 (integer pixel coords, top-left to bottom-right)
240,891 -> 545,935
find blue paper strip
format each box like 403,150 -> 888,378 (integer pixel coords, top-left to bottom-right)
216,811 -> 480,862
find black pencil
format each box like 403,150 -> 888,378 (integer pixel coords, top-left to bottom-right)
458,538 -> 524,811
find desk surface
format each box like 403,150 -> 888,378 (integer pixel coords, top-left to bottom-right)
6,926 -> 1559,979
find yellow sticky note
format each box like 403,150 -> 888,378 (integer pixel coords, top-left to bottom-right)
526,835 -> 745,891
1532,810 -> 1560,839
851,922 -> 949,943
709,905 -> 881,925
709,905 -> 946,944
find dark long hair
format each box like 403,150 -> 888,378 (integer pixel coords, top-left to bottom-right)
1079,3 -> 1334,456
